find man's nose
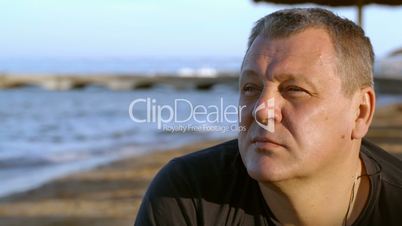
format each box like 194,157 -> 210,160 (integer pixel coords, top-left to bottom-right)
252,90 -> 282,124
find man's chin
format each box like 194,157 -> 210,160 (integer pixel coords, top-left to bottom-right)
245,162 -> 292,183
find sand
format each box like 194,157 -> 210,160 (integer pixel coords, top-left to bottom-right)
0,104 -> 401,226
0,139 -> 229,226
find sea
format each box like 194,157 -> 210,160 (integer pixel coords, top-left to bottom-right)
0,57 -> 243,198
0,57 -> 401,198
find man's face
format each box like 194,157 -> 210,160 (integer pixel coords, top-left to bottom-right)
238,28 -> 358,182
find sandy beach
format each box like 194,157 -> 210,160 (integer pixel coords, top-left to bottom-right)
0,139 -> 229,226
0,104 -> 401,226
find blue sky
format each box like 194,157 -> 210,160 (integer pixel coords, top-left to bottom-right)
1,0 -> 402,59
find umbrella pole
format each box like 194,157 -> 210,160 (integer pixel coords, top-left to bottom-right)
357,0 -> 363,27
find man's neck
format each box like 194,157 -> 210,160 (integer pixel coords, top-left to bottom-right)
259,156 -> 370,226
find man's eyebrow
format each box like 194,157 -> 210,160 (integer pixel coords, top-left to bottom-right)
239,69 -> 261,86
240,70 -> 319,91
276,73 -> 319,91
240,69 -> 260,79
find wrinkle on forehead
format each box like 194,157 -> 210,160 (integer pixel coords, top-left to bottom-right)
242,32 -> 338,79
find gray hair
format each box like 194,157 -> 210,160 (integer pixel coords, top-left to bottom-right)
245,8 -> 374,96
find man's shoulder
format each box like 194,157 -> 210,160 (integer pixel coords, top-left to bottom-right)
360,139 -> 402,225
164,139 -> 241,179
361,139 -> 402,188
136,140 -> 267,225
175,139 -> 239,165
144,138 -> 242,199
154,138 -> 240,178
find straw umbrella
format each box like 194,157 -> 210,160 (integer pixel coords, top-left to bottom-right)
253,0 -> 402,27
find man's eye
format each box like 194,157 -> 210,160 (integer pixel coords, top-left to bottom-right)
287,86 -> 306,92
283,86 -> 311,96
242,85 -> 261,96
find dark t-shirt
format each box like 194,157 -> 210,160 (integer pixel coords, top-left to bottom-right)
135,139 -> 402,226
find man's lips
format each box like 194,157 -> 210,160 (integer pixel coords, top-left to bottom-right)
251,137 -> 285,149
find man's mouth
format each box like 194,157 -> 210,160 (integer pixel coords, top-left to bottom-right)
251,137 -> 284,149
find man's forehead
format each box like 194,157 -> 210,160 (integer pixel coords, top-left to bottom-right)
245,36 -> 280,59
242,31 -> 337,73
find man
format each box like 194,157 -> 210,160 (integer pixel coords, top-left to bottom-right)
135,8 -> 402,226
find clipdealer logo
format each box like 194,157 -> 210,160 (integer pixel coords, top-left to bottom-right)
252,98 -> 275,133
128,98 -> 247,132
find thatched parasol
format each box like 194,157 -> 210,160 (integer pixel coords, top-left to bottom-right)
253,0 -> 402,26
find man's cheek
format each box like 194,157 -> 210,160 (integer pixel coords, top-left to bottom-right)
239,104 -> 255,127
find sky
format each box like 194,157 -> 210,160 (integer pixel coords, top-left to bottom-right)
1,0 -> 402,59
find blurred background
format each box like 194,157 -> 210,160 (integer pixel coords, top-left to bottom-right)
0,0 -> 401,225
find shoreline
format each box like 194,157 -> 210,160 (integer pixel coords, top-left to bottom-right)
0,138 -> 230,226
0,134 -> 230,199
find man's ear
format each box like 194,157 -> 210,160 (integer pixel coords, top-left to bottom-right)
351,87 -> 376,139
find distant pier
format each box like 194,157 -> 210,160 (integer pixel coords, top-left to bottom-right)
0,73 -> 400,93
0,73 -> 239,91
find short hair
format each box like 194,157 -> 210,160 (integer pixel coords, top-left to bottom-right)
245,8 -> 374,96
